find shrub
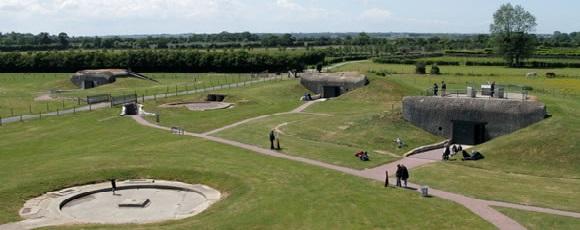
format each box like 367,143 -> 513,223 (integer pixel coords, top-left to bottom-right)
430,64 -> 440,75
415,62 -> 426,74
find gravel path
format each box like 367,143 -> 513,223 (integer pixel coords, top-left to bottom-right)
130,100 -> 580,230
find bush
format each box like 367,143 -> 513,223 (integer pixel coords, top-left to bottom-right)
415,62 -> 426,74
430,64 -> 440,75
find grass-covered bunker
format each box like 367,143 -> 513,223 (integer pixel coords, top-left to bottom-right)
71,69 -> 157,89
403,96 -> 546,145
300,72 -> 368,98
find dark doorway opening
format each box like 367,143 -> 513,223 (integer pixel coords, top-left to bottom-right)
123,103 -> 139,115
322,86 -> 341,98
452,120 -> 487,145
83,80 -> 95,89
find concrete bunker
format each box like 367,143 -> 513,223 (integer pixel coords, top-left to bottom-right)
71,69 -> 158,89
402,96 -> 546,145
19,179 -> 221,228
300,72 -> 369,98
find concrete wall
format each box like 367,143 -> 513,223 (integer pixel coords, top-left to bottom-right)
70,74 -> 114,88
402,96 -> 546,139
300,72 -> 368,95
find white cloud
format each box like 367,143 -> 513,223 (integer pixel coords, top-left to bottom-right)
360,8 -> 392,21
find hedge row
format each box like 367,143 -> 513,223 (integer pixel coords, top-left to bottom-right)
0,50 -> 326,73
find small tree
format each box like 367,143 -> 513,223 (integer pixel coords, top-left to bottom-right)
490,4 -> 537,67
415,62 -> 426,74
430,64 -> 440,75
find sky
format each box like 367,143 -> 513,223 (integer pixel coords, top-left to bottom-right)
0,0 -> 578,36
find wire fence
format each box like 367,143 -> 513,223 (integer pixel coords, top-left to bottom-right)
0,72 -> 294,127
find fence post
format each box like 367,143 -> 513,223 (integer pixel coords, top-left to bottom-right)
0,116 -> 2,126
57,108 -> 59,116
29,104 -> 32,114
11,108 -> 14,116
20,114 -> 23,122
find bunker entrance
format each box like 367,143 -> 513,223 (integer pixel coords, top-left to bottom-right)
452,120 -> 487,145
83,80 -> 96,89
322,86 -> 341,98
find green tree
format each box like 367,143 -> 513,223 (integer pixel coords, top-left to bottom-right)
57,32 -> 69,48
490,3 -> 537,67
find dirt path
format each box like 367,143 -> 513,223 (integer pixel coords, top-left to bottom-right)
130,100 -> 580,229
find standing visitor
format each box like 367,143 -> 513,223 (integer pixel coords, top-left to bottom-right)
441,81 -> 447,96
433,83 -> 439,96
491,81 -> 496,97
395,165 -> 402,187
384,170 -> 389,187
275,131 -> 281,150
269,130 -> 276,150
110,179 -> 117,195
401,165 -> 410,188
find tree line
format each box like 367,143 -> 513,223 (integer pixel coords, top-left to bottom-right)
0,50 -> 326,73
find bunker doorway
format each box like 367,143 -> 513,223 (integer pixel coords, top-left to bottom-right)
83,80 -> 96,89
452,120 -> 487,145
322,86 -> 341,98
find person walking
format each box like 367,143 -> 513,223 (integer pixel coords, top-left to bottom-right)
384,170 -> 389,187
441,81 -> 447,96
395,164 -> 402,187
491,81 -> 496,98
433,83 -> 439,96
401,165 -> 410,188
110,179 -> 117,195
269,130 -> 276,150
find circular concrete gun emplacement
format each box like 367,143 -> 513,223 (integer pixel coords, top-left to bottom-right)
159,101 -> 233,111
18,179 -> 221,228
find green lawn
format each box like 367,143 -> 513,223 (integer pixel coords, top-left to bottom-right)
213,75 -> 442,169
495,207 -> 580,230
0,108 -> 492,229
141,79 -> 305,133
333,61 -> 580,213
0,73 -> 253,117
332,60 -> 580,78
412,163 -> 580,212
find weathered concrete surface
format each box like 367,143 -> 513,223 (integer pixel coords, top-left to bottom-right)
402,96 -> 546,140
71,69 -> 156,89
7,180 -> 220,229
300,72 -> 368,96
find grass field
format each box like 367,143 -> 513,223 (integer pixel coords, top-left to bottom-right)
212,75 -> 442,169
0,73 -> 254,117
496,207 -> 580,230
141,79 -> 304,133
333,60 -> 580,78
417,55 -> 580,65
333,61 -> 580,214
0,107 -> 493,229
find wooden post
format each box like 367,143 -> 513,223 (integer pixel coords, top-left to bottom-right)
29,104 -> 32,114
0,116 -> 2,126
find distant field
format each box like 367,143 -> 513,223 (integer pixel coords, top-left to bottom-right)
417,56 -> 580,64
332,60 -> 580,78
0,73 -> 254,117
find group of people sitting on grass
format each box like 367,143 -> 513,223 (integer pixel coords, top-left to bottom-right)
393,137 -> 405,149
442,144 -> 484,161
355,151 -> 370,161
442,144 -> 463,160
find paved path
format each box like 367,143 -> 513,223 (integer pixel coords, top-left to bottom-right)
129,101 -> 580,230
